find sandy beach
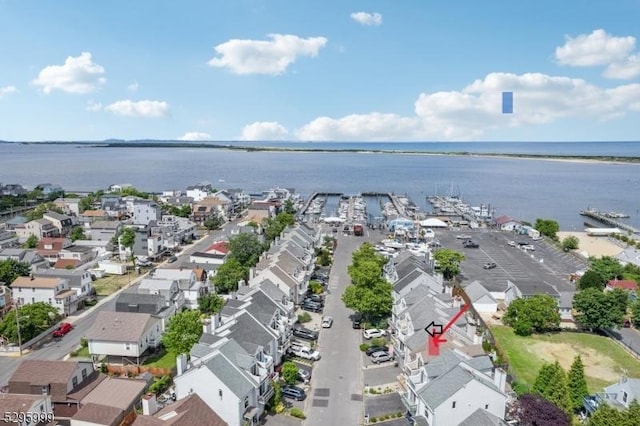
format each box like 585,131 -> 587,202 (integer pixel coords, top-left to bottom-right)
557,231 -> 625,258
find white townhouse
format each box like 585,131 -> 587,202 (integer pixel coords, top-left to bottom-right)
11,276 -> 78,316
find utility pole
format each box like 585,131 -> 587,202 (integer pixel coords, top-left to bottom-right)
14,300 -> 23,357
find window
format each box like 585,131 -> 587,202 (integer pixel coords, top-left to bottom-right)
82,369 -> 87,379
32,297 -> 35,303
41,386 -> 48,395
32,287 -> 36,292
72,377 -> 78,387
125,343 -> 131,350
218,389 -> 223,399
49,298 -> 52,304
485,404 -> 489,409
244,396 -> 249,408
623,391 -> 628,403
452,401 -> 456,409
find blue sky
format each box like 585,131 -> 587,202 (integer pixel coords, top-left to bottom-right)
1,0 -> 640,142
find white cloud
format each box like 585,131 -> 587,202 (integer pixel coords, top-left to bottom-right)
0,85 -> 17,98
350,12 -> 383,26
104,100 -> 169,118
86,100 -> 103,112
208,34 -> 328,75
240,121 -> 289,140
179,131 -> 212,141
604,54 -> 640,79
127,81 -> 139,92
31,52 -> 106,94
294,72 -> 640,141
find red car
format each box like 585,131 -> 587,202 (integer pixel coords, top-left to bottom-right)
53,322 -> 73,337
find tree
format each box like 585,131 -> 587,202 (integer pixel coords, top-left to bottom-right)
502,294 -> 561,336
24,203 -> 63,221
577,269 -> 605,291
561,235 -> 579,251
228,233 -> 263,267
203,215 -> 223,230
119,227 -> 136,251
433,248 -> 465,280
573,288 -> 625,330
281,361 -> 298,385
609,288 -> 630,321
588,403 -> 627,426
262,212 -> 295,242
161,310 -> 203,356
532,361 -> 571,414
284,199 -> 296,215
567,355 -> 589,412
0,302 -> 60,343
342,243 -> 393,322
0,259 -> 31,285
515,393 -> 570,426
212,258 -> 247,294
534,218 -> 560,240
70,226 -> 87,242
589,256 -> 624,282
22,235 -> 38,249
198,293 -> 225,314
632,299 -> 640,325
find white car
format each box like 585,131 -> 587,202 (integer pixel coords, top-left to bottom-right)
507,240 -> 516,247
522,244 -> 535,251
363,329 -> 387,339
456,234 -> 472,240
322,316 -> 333,328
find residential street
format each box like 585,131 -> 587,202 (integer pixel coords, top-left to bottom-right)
303,226 -> 382,426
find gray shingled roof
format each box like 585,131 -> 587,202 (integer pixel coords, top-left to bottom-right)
259,279 -> 288,302
34,268 -> 88,287
218,339 -> 255,370
394,269 -> 423,292
225,311 -> 275,354
458,409 -> 508,426
271,266 -> 298,289
86,311 -> 159,342
116,291 -> 164,306
205,353 -> 256,398
464,281 -> 496,303
418,365 -> 476,408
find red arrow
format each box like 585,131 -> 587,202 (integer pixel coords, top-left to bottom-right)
427,304 -> 469,356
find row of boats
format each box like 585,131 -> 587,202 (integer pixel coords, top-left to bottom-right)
426,195 -> 495,224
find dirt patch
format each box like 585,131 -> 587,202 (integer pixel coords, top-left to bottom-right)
527,341 -> 619,381
557,231 -> 624,259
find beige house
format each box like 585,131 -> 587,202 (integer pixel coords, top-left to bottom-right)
11,276 -> 78,315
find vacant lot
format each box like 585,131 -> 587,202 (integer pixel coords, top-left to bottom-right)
92,274 -> 131,296
491,326 -> 640,392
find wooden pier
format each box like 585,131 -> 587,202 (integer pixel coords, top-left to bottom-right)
580,209 -> 639,234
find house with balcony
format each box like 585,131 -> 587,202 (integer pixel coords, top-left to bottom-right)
186,183 -> 213,202
0,230 -> 18,249
150,268 -> 210,310
175,335 -> 274,426
89,220 -> 122,241
385,252 -> 442,297
43,211 -> 74,236
190,241 -> 229,266
138,278 -> 186,312
583,377 -> 640,416
86,311 -> 163,364
54,197 -> 81,216
399,349 -> 508,426
37,237 -> 73,262
132,199 -> 162,225
8,359 -> 98,419
1,183 -> 27,196
15,218 -> 59,241
33,268 -> 94,301
11,276 -> 78,315
58,244 -> 96,265
219,288 -> 294,365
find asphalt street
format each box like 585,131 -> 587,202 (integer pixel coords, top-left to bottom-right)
303,225 -> 384,426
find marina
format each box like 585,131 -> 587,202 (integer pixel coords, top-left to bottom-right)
580,208 -> 639,235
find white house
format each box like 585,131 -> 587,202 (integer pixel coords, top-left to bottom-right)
186,183 -> 212,202
33,269 -> 94,300
86,311 -> 162,364
400,350 -> 508,426
463,281 -> 498,314
138,278 -> 185,311
175,337 -> 274,426
150,269 -> 208,309
11,276 -> 78,316
584,377 -> 640,416
494,215 -> 521,231
132,199 -> 161,226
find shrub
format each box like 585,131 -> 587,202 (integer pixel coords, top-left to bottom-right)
289,407 -> 306,419
482,339 -> 492,353
370,337 -> 386,347
282,361 -> 298,385
149,375 -> 172,396
80,337 -> 88,348
309,280 -> 323,294
298,312 -> 312,323
396,412 -> 402,418
370,417 -> 377,423
274,402 -> 285,414
359,343 -> 370,352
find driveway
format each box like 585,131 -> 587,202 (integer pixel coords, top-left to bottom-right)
364,393 -> 405,419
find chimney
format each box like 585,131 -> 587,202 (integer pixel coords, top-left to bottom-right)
176,353 -> 188,376
211,313 -> 220,330
493,367 -> 507,392
142,393 -> 158,415
238,279 -> 245,288
249,267 -> 255,281
202,319 -> 211,334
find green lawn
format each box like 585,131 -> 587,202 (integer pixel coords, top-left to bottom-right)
70,345 -> 91,358
92,274 -> 131,296
491,326 -> 640,392
143,350 -> 177,369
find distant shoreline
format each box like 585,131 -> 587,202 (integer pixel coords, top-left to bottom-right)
3,140 -> 640,164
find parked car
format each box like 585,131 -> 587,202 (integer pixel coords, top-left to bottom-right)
507,240 -> 516,247
303,297 -> 324,307
281,385 -> 307,401
522,244 -> 536,251
305,294 -> 325,304
322,316 -> 333,328
53,322 -> 73,337
293,327 -> 319,341
456,234 -> 472,240
297,368 -> 311,383
363,329 -> 387,339
301,302 -> 323,313
483,262 -> 497,270
371,351 -> 395,364
352,313 -> 362,329
366,346 -> 389,356
463,241 -> 479,248
167,255 -> 178,263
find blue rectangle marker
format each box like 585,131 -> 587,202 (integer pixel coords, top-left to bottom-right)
502,91 -> 513,114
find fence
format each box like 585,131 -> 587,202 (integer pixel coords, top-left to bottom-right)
106,364 -> 175,377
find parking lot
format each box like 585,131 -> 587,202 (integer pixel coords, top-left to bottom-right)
436,229 -> 587,294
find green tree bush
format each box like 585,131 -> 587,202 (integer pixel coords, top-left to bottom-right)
281,361 -> 298,385
161,310 -> 203,356
0,258 -> 31,285
433,248 -> 465,280
502,294 -> 560,336
567,355 -> 589,412
198,293 -> 225,314
534,218 -> 560,240
561,235 -> 579,251
23,235 -> 38,248
573,288 -> 625,330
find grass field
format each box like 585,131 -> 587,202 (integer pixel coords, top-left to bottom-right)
143,350 -> 176,369
491,326 -> 640,392
92,274 -> 132,296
